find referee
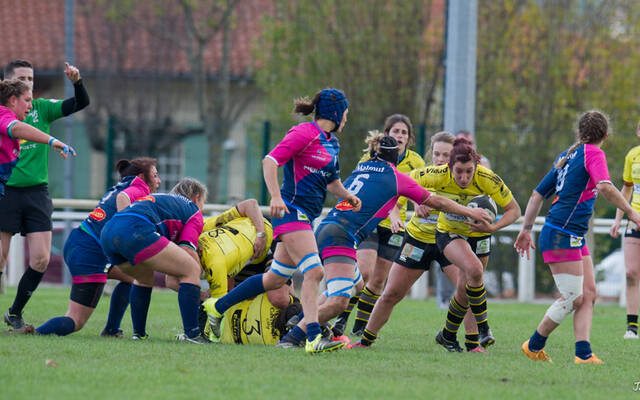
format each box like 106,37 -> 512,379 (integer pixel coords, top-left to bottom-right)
1,60 -> 89,330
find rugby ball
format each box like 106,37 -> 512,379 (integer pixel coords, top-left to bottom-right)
466,195 -> 497,223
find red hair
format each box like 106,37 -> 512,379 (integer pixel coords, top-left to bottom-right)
448,138 -> 480,169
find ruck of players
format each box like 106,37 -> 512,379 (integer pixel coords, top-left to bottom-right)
3,74 -> 640,365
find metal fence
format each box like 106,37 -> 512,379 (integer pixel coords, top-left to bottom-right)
2,199 -> 627,305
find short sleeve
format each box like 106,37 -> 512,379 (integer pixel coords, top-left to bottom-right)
121,177 -> 150,203
535,168 -> 557,199
39,98 -> 64,123
584,145 -> 611,184
179,211 -> 204,250
477,167 -> 513,208
267,124 -> 316,166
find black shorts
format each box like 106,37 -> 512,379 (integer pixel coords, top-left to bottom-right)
358,226 -> 404,261
625,221 -> 640,239
0,184 -> 53,235
395,234 -> 451,271
435,231 -> 492,258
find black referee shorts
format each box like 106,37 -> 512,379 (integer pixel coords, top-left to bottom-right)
0,184 -> 53,235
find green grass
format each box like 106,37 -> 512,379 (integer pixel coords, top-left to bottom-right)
1,287 -> 638,400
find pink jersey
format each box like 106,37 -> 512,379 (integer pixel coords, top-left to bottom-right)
266,122 -> 341,220
0,106 -> 21,193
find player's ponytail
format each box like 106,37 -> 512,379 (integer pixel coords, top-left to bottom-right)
363,130 -> 399,165
555,110 -> 609,169
116,157 -> 157,183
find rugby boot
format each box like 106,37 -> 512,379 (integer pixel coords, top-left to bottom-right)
521,340 -> 552,362
435,330 -> 463,353
305,333 -> 345,354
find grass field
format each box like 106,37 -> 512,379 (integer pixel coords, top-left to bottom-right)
1,287 -> 638,400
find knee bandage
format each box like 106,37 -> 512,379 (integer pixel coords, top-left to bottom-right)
545,273 -> 584,324
270,259 -> 297,279
326,277 -> 354,298
298,253 -> 322,275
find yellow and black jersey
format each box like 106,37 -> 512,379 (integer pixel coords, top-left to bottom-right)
409,164 -> 513,237
220,293 -> 281,345
359,148 -> 425,230
623,145 -> 640,213
199,206 -> 273,297
399,164 -> 440,244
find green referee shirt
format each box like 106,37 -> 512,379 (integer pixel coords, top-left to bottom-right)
7,98 -> 64,187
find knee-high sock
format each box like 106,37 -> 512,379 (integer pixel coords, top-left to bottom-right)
354,286 -> 380,327
337,294 -> 359,321
466,284 -> 489,332
214,274 -> 265,315
130,285 -> 152,337
9,266 -> 44,316
443,296 -> 468,342
103,282 -> 131,334
178,283 -> 201,338
36,316 -> 76,336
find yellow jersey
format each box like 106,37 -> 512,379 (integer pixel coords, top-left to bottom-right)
220,293 -> 281,345
622,145 -> 640,213
409,164 -> 513,237
400,164 -> 440,244
199,206 -> 273,297
358,148 -> 425,230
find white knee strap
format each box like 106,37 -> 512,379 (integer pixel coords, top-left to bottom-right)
545,273 -> 583,324
270,259 -> 297,279
298,253 -> 322,275
326,277 -> 354,298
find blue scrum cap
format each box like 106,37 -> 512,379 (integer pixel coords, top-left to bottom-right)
316,88 -> 348,129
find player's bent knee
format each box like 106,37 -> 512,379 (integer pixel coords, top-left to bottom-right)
545,273 -> 583,324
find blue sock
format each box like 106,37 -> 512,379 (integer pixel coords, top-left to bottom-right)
36,316 -> 76,336
528,330 -> 547,351
104,282 -> 131,334
178,283 -> 201,338
215,274 -> 265,315
306,322 -> 321,341
575,340 -> 592,360
283,325 -> 306,345
130,285 -> 152,336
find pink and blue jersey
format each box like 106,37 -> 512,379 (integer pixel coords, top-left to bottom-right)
266,122 -> 341,220
536,144 -> 611,236
320,160 -> 431,244
120,193 -> 203,250
0,106 -> 21,195
80,176 -> 150,243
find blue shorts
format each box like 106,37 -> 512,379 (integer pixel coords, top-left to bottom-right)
64,227 -> 109,283
538,225 -> 589,263
100,214 -> 170,266
315,222 -> 357,261
272,203 -> 314,239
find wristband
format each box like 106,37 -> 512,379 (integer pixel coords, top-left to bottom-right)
256,231 -> 266,238
48,137 -> 56,146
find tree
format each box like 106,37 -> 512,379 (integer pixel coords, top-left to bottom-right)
254,0 -> 446,174
140,0 -> 252,201
78,0 -> 202,161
